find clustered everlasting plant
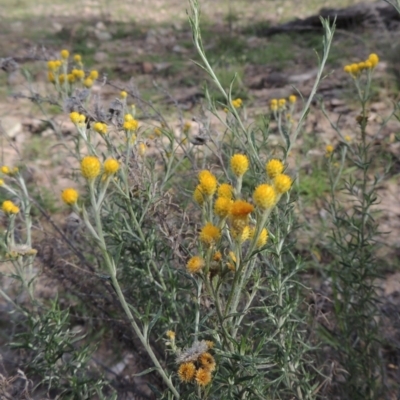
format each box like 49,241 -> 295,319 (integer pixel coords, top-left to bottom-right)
1,0 -> 399,398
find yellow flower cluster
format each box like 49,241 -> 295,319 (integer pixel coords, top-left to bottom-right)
123,117 -> 139,131
270,95 -> 297,112
70,112 -> 86,125
344,53 -> 379,76
0,165 -> 18,176
231,98 -> 243,108
93,122 -> 108,135
178,348 -> 216,386
2,200 -> 19,215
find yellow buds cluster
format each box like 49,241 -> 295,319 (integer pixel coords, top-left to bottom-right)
186,256 -> 205,274
344,53 -> 379,76
198,170 -> 217,197
93,121 -> 108,135
230,154 -> 249,177
256,227 -> 268,248
289,94 -> 297,104
231,98 -> 243,108
278,98 -> 286,108
47,60 -> 62,71
2,200 -> 19,215
70,112 -> 86,125
1,166 -> 18,176
72,69 -> 85,79
103,158 -> 119,175
123,119 -> 139,131
270,99 -> 278,111
61,188 -> 79,205
120,90 -> 128,99
81,156 -> 101,180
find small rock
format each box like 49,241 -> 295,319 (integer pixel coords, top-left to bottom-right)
141,62 -> 154,74
94,51 -> 108,62
52,22 -> 63,33
10,22 -> 23,32
172,45 -> 187,54
95,30 -> 112,41
0,116 -> 23,139
96,21 -> 107,31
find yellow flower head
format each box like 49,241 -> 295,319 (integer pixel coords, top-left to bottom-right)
193,185 -> 204,206
266,159 -> 284,179
199,353 -> 216,372
213,251 -> 222,262
256,228 -> 268,248
48,71 -> 55,83
166,330 -> 175,340
274,174 -> 292,194
344,64 -> 352,74
289,95 -> 297,104
183,121 -> 191,133
178,362 -> 196,383
326,144 -> 334,154
59,74 -> 66,84
2,200 -> 19,215
83,77 -> 93,88
120,90 -> 128,99
214,197 -> 232,218
229,200 -> 254,219
199,170 -> 217,197
123,119 -> 139,131
154,127 -> 162,137
61,188 -> 79,205
187,256 -> 205,274
350,63 -> 360,75
93,122 -> 108,135
1,166 -> 10,175
368,53 -> 379,68
253,184 -> 277,210
218,183 -> 233,199
103,158 -> 120,175
230,154 -> 249,177
60,49 -> 70,59
200,222 -> 221,247
81,156 -> 101,180
278,98 -> 286,108
138,143 -> 147,156
67,73 -> 75,83
73,54 -> 82,63
89,70 -> 99,80
0,179 -> 4,186
195,367 -> 212,386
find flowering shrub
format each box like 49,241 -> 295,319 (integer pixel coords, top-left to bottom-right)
1,0 -> 399,398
